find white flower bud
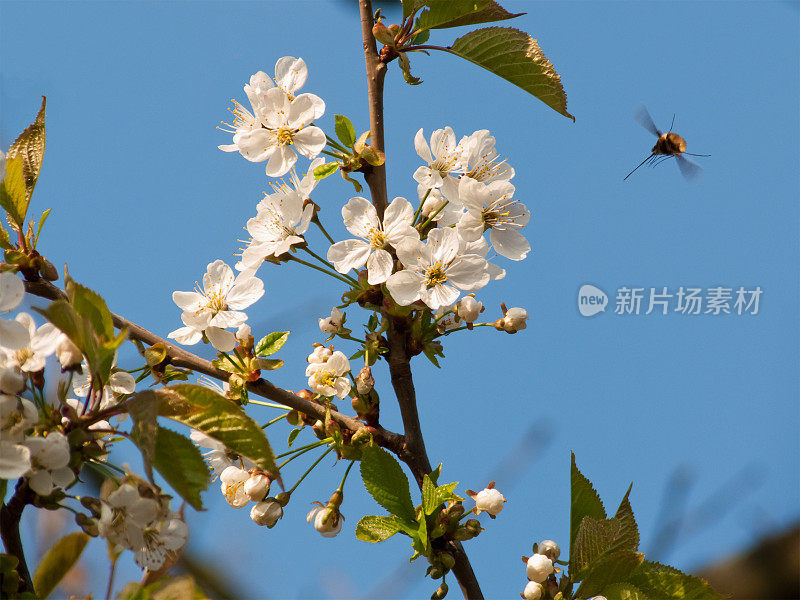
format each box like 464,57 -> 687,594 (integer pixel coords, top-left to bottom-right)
502,307 -> 528,333
250,499 -> 283,527
244,472 -> 270,502
526,554 -> 554,583
55,338 -> 82,369
456,296 -> 483,323
0,367 -> 25,395
236,324 -> 251,344
307,345 -> 333,364
355,366 -> 374,395
318,307 -> 344,335
523,581 -> 543,600
307,505 -> 342,538
538,539 -> 560,561
474,487 -> 506,516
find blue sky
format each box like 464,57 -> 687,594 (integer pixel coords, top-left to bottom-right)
2,1 -> 798,598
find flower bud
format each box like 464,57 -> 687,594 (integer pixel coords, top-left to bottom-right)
355,366 -> 374,395
41,258 -> 59,281
244,472 -> 271,502
526,554 -> 554,583
432,582 -> 449,599
501,307 -> 528,333
0,367 -> 25,395
456,296 -> 483,324
439,552 -> 455,571
250,498 -> 283,527
522,581 -> 543,600
307,505 -> 343,538
464,519 -> 483,538
55,338 -> 82,370
474,487 -> 506,517
372,21 -> 396,46
537,539 -> 560,561
75,513 -> 99,537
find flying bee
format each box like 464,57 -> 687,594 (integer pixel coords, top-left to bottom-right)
624,105 -> 710,181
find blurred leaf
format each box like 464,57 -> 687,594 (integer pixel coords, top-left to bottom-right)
628,561 -> 723,600
416,0 -> 523,31
355,515 -> 404,542
130,391 -> 159,484
6,96 -> 46,214
334,115 -> 356,147
603,582 -> 649,600
152,427 -> 210,511
255,331 -> 289,356
448,27 -> 574,121
32,531 -> 89,600
360,445 -> 416,523
0,155 -> 27,230
35,300 -> 95,367
133,384 -> 278,476
570,452 -> 606,567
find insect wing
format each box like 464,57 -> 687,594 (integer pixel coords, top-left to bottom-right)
676,154 -> 703,181
633,105 -> 662,137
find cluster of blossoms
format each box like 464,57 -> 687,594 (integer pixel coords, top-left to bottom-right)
0,272 -> 189,570
521,540 -> 560,600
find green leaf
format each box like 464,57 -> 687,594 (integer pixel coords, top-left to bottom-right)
575,550 -> 644,598
416,0 -> 524,31
4,96 -> 46,223
613,484 -> 640,553
35,208 -> 51,244
360,445 -> 416,522
570,452 -> 606,566
435,481 -> 463,505
35,300 -> 96,368
341,170 -> 363,193
32,531 -> 89,599
448,27 -> 574,121
151,427 -> 211,511
287,428 -> 301,447
355,515 -> 404,542
603,582 -> 649,600
65,276 -> 115,341
255,331 -> 289,356
0,155 -> 27,230
334,115 -> 356,147
314,162 -> 339,180
628,561 -> 723,600
132,384 -> 278,477
422,473 -> 437,515
0,223 -> 12,250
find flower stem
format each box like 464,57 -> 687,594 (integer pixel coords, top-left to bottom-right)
337,460 -> 356,493
325,135 -> 351,154
287,446 -> 335,495
412,188 -> 432,225
261,413 -> 288,429
312,214 -> 336,245
417,199 -> 449,231
301,246 -> 358,285
287,255 -> 354,286
443,323 -> 492,336
248,399 -> 290,409
276,438 -> 332,461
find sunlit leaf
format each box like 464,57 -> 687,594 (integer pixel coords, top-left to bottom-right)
32,532 -> 89,600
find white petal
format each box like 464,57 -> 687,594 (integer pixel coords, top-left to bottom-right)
226,276 -> 265,310
206,327 -> 237,352
0,318 -> 31,350
0,441 -> 31,479
109,371 -> 136,394
423,283 -> 460,310
265,145 -> 297,177
172,291 -> 204,312
235,128 -> 276,163
0,272 -> 25,311
414,128 -> 433,163
168,327 -> 202,346
386,271 -> 423,306
327,240 -> 371,273
274,56 -> 308,93
491,228 -> 530,261
342,196 -> 379,238
28,469 -> 54,496
366,249 -> 393,285
209,310 -> 247,329
293,126 -> 326,159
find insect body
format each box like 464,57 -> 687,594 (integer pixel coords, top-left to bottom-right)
624,106 -> 709,181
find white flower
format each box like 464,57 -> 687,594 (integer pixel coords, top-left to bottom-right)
433,306 -> 460,333
240,189 -> 314,271
0,313 -> 62,372
251,498 -> 283,527
305,350 -> 351,398
474,486 -> 506,517
72,363 -> 136,412
0,394 -> 37,441
459,129 -> 514,183
459,235 -> 506,281
413,127 -> 464,194
386,228 -> 489,310
319,307 -> 344,335
25,432 -> 74,496
327,196 -> 418,285
306,505 -> 343,538
307,345 -> 333,365
456,296 -> 483,324
220,465 -> 250,508
416,184 -> 464,227
537,539 -> 561,561
171,260 -> 264,337
0,440 -> 31,479
457,177 -> 530,261
0,272 -> 30,351
526,554 -> 554,583
501,307 -> 528,333
523,581 -> 543,600
235,88 -> 325,178
244,472 -> 271,502
0,367 -> 25,395
218,72 -> 273,152
133,513 -> 189,571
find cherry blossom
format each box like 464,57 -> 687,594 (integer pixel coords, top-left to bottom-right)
0,272 -> 29,350
459,129 -> 515,183
413,127 -> 464,195
305,350 -> 351,398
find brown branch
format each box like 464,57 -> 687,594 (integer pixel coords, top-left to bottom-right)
22,279 -> 405,459
357,2 -> 484,598
359,0 -> 389,220
0,481 -> 35,594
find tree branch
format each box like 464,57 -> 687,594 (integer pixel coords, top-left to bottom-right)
0,481 -> 35,594
359,0 -> 389,220
22,279 -> 405,459
358,3 -> 484,597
